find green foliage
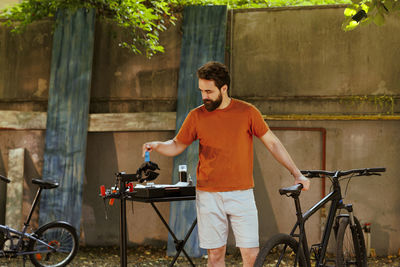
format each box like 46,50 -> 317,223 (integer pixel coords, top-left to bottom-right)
342,0 -> 400,31
0,0 -> 177,57
4,0 -> 394,57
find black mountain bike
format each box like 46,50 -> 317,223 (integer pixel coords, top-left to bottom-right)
0,174 -> 78,267
254,167 -> 385,267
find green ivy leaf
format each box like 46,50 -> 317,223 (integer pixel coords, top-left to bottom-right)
344,7 -> 357,16
346,19 -> 360,30
360,3 -> 370,12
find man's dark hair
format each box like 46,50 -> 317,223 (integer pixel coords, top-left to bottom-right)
197,61 -> 230,92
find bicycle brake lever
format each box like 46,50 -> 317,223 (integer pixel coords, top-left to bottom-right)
306,173 -> 320,178
301,170 -> 320,178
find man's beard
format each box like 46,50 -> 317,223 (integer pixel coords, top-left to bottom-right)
203,92 -> 222,112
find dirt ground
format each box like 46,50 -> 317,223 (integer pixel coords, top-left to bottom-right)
0,245 -> 400,266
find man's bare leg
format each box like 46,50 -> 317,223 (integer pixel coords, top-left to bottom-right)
240,247 -> 259,267
207,245 -> 226,267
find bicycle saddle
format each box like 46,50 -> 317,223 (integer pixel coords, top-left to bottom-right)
0,175 -> 10,183
279,184 -> 303,196
32,179 -> 59,189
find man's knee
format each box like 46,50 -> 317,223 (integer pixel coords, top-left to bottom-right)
207,246 -> 226,266
240,247 -> 259,266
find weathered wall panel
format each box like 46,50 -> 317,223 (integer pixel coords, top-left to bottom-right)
231,6 -> 400,115
5,148 -> 24,230
89,19 -> 182,113
0,20 -> 52,111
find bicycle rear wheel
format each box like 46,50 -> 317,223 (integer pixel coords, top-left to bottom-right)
254,233 -> 306,267
336,216 -> 367,267
28,221 -> 78,267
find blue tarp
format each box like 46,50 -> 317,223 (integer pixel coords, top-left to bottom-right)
39,8 -> 95,231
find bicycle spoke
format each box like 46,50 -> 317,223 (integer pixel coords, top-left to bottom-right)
29,223 -> 78,267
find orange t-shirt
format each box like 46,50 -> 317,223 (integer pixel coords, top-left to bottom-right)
175,99 -> 269,192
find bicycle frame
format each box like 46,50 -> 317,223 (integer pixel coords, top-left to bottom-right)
255,168 -> 385,267
0,224 -> 58,256
0,181 -> 59,258
0,176 -> 78,267
289,172 -> 349,267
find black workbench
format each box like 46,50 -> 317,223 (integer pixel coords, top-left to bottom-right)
118,189 -> 197,267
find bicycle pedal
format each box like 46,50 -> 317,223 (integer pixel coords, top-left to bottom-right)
311,243 -> 321,248
310,243 -> 321,259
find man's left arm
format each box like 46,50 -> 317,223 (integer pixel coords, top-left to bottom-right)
259,130 -> 310,190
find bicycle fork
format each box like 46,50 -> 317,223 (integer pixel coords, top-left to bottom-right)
342,203 -> 355,225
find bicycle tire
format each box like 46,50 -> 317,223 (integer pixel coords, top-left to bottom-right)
336,216 -> 367,267
28,221 -> 78,267
254,233 -> 307,267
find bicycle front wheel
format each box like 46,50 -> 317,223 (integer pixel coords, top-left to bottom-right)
254,233 -> 306,267
28,221 -> 78,267
336,216 -> 367,267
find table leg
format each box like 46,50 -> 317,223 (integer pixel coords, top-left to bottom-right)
169,218 -> 197,267
120,196 -> 127,267
150,202 -> 196,267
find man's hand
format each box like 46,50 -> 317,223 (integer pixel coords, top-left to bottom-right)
142,142 -> 159,157
295,175 -> 310,191
142,139 -> 188,157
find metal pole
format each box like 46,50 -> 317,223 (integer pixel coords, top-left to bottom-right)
120,182 -> 127,267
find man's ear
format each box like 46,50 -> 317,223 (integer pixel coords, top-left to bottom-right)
221,84 -> 228,94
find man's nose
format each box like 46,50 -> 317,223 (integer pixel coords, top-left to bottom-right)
201,92 -> 209,100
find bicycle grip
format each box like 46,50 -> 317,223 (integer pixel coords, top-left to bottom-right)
367,167 -> 386,172
0,175 -> 10,183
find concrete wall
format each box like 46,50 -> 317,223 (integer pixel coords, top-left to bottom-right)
230,6 -> 400,115
0,20 -> 52,111
0,5 -> 399,255
90,19 -> 181,113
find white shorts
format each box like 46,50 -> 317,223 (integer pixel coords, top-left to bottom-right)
196,189 -> 259,249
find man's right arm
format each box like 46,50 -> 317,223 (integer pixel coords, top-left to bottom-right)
142,138 -> 188,157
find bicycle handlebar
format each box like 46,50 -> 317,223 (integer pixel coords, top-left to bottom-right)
301,167 -> 386,178
0,175 -> 10,183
